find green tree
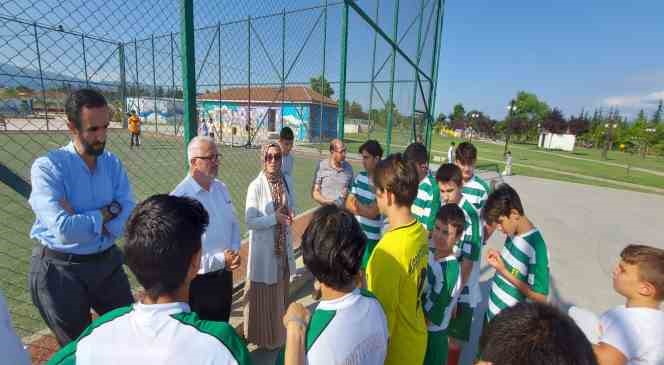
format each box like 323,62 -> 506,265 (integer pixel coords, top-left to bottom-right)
511,91 -> 550,141
652,99 -> 663,125
309,75 -> 334,98
450,103 -> 466,122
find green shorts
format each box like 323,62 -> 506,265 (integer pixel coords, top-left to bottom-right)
448,302 -> 474,342
424,330 -> 449,365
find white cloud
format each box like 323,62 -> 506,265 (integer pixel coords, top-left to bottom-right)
603,90 -> 664,109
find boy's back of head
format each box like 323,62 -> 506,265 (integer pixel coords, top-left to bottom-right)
435,163 -> 463,187
301,204 -> 366,291
482,183 -> 524,225
455,142 -> 477,165
373,153 -> 420,207
124,194 -> 209,300
403,142 -> 429,165
478,302 -> 597,365
279,126 -> 294,141
620,244 -> 664,301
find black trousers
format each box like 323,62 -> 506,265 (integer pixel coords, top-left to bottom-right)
189,268 -> 233,322
28,245 -> 134,346
130,132 -> 140,146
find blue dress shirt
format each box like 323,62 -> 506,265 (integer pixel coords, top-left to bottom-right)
28,142 -> 135,255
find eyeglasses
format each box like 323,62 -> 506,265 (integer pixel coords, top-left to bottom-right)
265,153 -> 282,162
193,154 -> 220,162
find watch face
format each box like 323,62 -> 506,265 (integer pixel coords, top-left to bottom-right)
109,202 -> 121,215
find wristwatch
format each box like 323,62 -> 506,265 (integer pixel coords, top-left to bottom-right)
108,201 -> 122,217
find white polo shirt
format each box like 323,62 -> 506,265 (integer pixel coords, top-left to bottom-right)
48,302 -> 251,365
1,290 -> 30,365
172,175 -> 241,273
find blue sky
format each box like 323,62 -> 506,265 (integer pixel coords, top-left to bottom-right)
436,0 -> 664,120
2,0 -> 663,121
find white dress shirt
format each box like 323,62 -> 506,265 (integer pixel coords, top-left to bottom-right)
172,175 -> 241,274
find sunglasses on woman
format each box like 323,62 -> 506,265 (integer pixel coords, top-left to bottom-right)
265,153 -> 282,162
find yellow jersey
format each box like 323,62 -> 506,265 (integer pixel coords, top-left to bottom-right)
366,219 -> 429,365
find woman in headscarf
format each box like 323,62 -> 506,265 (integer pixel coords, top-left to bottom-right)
244,142 -> 295,349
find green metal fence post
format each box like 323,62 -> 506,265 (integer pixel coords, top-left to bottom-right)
367,0 -> 379,138
426,0 -> 445,152
385,0 -> 400,154
337,1 -> 349,141
247,16 -> 252,146
410,0 -> 425,143
119,42 -> 127,128
151,34 -> 158,133
180,0 -> 197,159
320,0 -> 328,143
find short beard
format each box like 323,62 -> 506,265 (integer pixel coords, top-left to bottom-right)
82,140 -> 105,156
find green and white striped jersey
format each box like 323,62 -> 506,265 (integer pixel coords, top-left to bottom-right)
486,228 -> 550,322
277,289 -> 388,365
447,197 -> 483,307
411,174 -> 441,232
462,174 -> 491,210
422,253 -> 462,332
350,172 -> 382,244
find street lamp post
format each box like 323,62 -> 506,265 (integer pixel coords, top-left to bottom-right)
504,99 -> 516,156
601,123 -> 618,160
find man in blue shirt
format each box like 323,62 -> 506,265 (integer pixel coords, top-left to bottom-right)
28,89 -> 135,346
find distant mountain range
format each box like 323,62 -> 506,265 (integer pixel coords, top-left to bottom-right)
0,63 -> 126,91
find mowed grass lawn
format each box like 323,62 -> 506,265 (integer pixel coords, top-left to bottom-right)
333,127 -> 664,193
0,129 -> 356,338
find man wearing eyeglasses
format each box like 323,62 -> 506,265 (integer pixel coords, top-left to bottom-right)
311,138 -> 354,207
171,136 -> 241,322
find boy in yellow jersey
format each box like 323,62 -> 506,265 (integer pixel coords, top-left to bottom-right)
366,153 -> 429,365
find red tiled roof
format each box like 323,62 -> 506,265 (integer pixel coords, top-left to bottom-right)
200,86 -> 337,107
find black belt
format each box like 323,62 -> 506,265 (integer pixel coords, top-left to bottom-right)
41,245 -> 114,263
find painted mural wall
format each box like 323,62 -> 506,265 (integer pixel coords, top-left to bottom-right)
199,100 -> 311,143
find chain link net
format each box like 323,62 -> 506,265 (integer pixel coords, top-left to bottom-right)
0,0 -> 441,363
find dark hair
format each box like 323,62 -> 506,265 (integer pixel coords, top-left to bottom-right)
358,139 -> 383,159
65,88 -> 108,130
455,141 -> 477,165
435,163 -> 463,187
124,194 -> 209,299
301,205 -> 366,290
451,141 -> 456,146
479,302 -> 597,365
403,142 -> 429,165
482,183 -> 524,224
373,153 -> 419,207
436,204 -> 465,238
279,126 -> 294,141
621,244 -> 664,301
